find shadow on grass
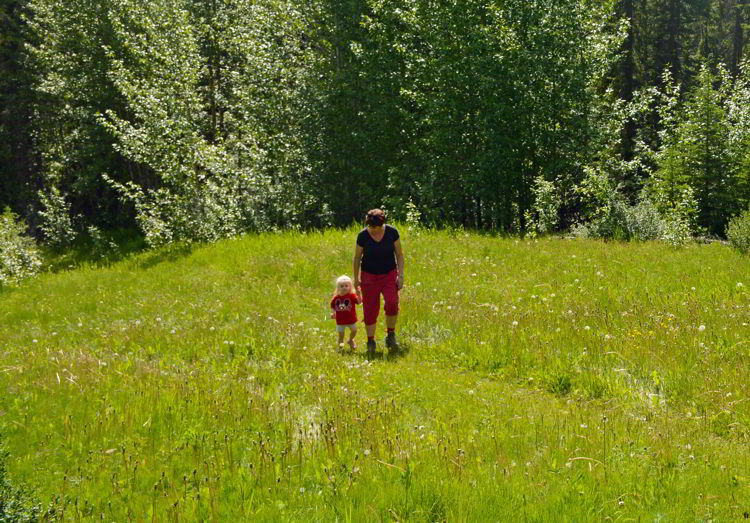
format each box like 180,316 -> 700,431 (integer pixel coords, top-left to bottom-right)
350,340 -> 412,362
134,243 -> 194,270
44,229 -> 147,273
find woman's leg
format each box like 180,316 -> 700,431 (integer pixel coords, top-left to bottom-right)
382,271 -> 400,347
360,273 -> 381,352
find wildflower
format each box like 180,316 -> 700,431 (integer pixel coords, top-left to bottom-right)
584,325 -> 591,331
737,282 -> 744,288
512,321 -> 518,327
363,449 -> 371,456
698,325 -> 706,332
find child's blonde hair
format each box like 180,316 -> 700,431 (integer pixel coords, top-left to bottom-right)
335,275 -> 353,292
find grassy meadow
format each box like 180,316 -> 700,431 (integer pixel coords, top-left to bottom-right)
2,226 -> 750,521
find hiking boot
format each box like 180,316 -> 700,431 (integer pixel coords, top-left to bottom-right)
385,332 -> 398,350
366,339 -> 377,356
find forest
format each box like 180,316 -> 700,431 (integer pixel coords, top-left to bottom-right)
1,0 -> 750,248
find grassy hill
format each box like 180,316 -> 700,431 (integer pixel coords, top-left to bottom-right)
2,227 -> 750,520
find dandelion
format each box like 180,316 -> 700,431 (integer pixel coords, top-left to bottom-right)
32,339 -> 38,343
363,449 -> 371,456
416,282 -> 422,286
170,329 -> 176,334
468,389 -> 475,395
698,325 -> 706,332
584,325 -> 591,331
512,321 -> 518,327
300,487 -> 305,493
737,282 -> 744,288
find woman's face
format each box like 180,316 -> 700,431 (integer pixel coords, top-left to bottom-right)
367,224 -> 384,234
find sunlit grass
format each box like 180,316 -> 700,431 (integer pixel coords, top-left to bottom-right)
2,226 -> 750,520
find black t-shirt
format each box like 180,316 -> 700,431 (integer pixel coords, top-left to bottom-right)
357,225 -> 400,275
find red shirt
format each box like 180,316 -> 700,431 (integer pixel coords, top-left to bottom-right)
330,293 -> 360,325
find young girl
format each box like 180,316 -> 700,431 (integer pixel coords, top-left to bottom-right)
330,275 -> 361,350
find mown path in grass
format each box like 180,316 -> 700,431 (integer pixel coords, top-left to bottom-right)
2,228 -> 750,520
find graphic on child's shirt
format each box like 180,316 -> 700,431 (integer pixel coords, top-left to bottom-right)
334,298 -> 352,311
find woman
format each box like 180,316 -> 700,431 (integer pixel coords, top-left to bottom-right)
353,209 -> 404,355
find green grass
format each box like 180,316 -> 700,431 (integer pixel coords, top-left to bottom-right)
2,226 -> 750,520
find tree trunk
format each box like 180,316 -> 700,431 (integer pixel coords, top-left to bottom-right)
731,0 -> 746,75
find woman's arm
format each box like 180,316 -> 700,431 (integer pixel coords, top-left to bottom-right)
353,244 -> 364,289
394,239 -> 404,290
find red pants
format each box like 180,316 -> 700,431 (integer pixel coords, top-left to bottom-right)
360,269 -> 399,325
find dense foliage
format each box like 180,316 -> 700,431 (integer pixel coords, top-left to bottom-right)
0,208 -> 41,287
0,435 -> 40,522
1,0 -> 750,243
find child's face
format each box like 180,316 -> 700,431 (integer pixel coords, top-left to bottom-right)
337,280 -> 351,295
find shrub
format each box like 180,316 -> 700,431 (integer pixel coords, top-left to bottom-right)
527,176 -> 561,236
0,208 -> 42,287
37,186 -> 77,248
625,201 -> 666,241
586,197 -> 629,240
727,209 -> 750,254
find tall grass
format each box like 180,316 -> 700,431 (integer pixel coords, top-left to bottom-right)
2,227 -> 750,520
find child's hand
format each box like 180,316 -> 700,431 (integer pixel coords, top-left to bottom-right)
330,311 -> 335,319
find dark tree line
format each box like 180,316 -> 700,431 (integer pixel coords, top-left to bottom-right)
1,0 -> 749,246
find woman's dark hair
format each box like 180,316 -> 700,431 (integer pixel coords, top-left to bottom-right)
364,208 -> 386,227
